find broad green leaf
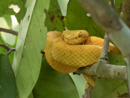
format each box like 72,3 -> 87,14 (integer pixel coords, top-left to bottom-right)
28,92 -> 34,98
45,0 -> 65,32
0,1 -> 16,16
33,56 -> 79,98
64,0 -> 104,38
0,54 -> 16,98
91,78 -> 127,98
91,52 -> 127,98
12,0 -> 50,98
15,0 -> 27,23
0,0 -> 26,23
108,52 -> 125,65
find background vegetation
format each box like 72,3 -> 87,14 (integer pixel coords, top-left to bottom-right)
0,0 -> 128,98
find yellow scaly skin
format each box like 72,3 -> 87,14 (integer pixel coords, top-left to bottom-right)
44,31 -> 78,73
44,30 -> 120,87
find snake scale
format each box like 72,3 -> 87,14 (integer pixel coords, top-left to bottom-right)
44,30 -> 120,87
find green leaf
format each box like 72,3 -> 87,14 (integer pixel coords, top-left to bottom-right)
45,0 -> 65,32
64,0 -> 104,38
28,92 -> 34,98
108,52 -> 125,65
0,54 -> 16,98
91,78 -> 127,98
15,0 -> 27,23
0,1 -> 16,16
33,56 -> 79,98
0,0 -> 26,23
12,0 -> 50,98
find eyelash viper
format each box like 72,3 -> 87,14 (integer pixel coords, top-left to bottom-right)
44,30 -> 121,88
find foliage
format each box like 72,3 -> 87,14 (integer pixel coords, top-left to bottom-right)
33,56 -> 79,98
45,0 -> 65,32
0,54 -> 16,98
12,0 -> 50,98
91,52 -> 127,98
0,0 -> 127,98
0,0 -> 26,23
64,0 -> 105,37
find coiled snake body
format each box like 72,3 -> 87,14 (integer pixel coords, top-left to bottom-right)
44,30 -> 120,87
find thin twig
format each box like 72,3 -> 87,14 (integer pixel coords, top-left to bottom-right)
6,48 -> 15,55
0,43 -> 15,55
0,27 -> 18,36
0,43 -> 11,51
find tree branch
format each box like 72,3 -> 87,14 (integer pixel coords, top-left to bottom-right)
98,33 -> 109,62
77,0 -> 130,96
76,62 -> 127,80
0,27 -> 18,36
77,0 -> 122,33
0,43 -> 15,55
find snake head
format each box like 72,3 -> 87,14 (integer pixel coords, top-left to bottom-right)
62,30 -> 89,45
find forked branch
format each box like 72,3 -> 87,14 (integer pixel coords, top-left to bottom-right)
77,0 -> 130,96
0,43 -> 15,55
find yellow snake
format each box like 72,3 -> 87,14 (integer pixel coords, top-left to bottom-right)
44,30 -> 120,87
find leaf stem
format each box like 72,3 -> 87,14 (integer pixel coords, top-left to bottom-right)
0,27 -> 18,36
0,43 -> 15,55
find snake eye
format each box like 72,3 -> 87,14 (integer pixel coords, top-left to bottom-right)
78,32 -> 82,37
62,34 -> 64,38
